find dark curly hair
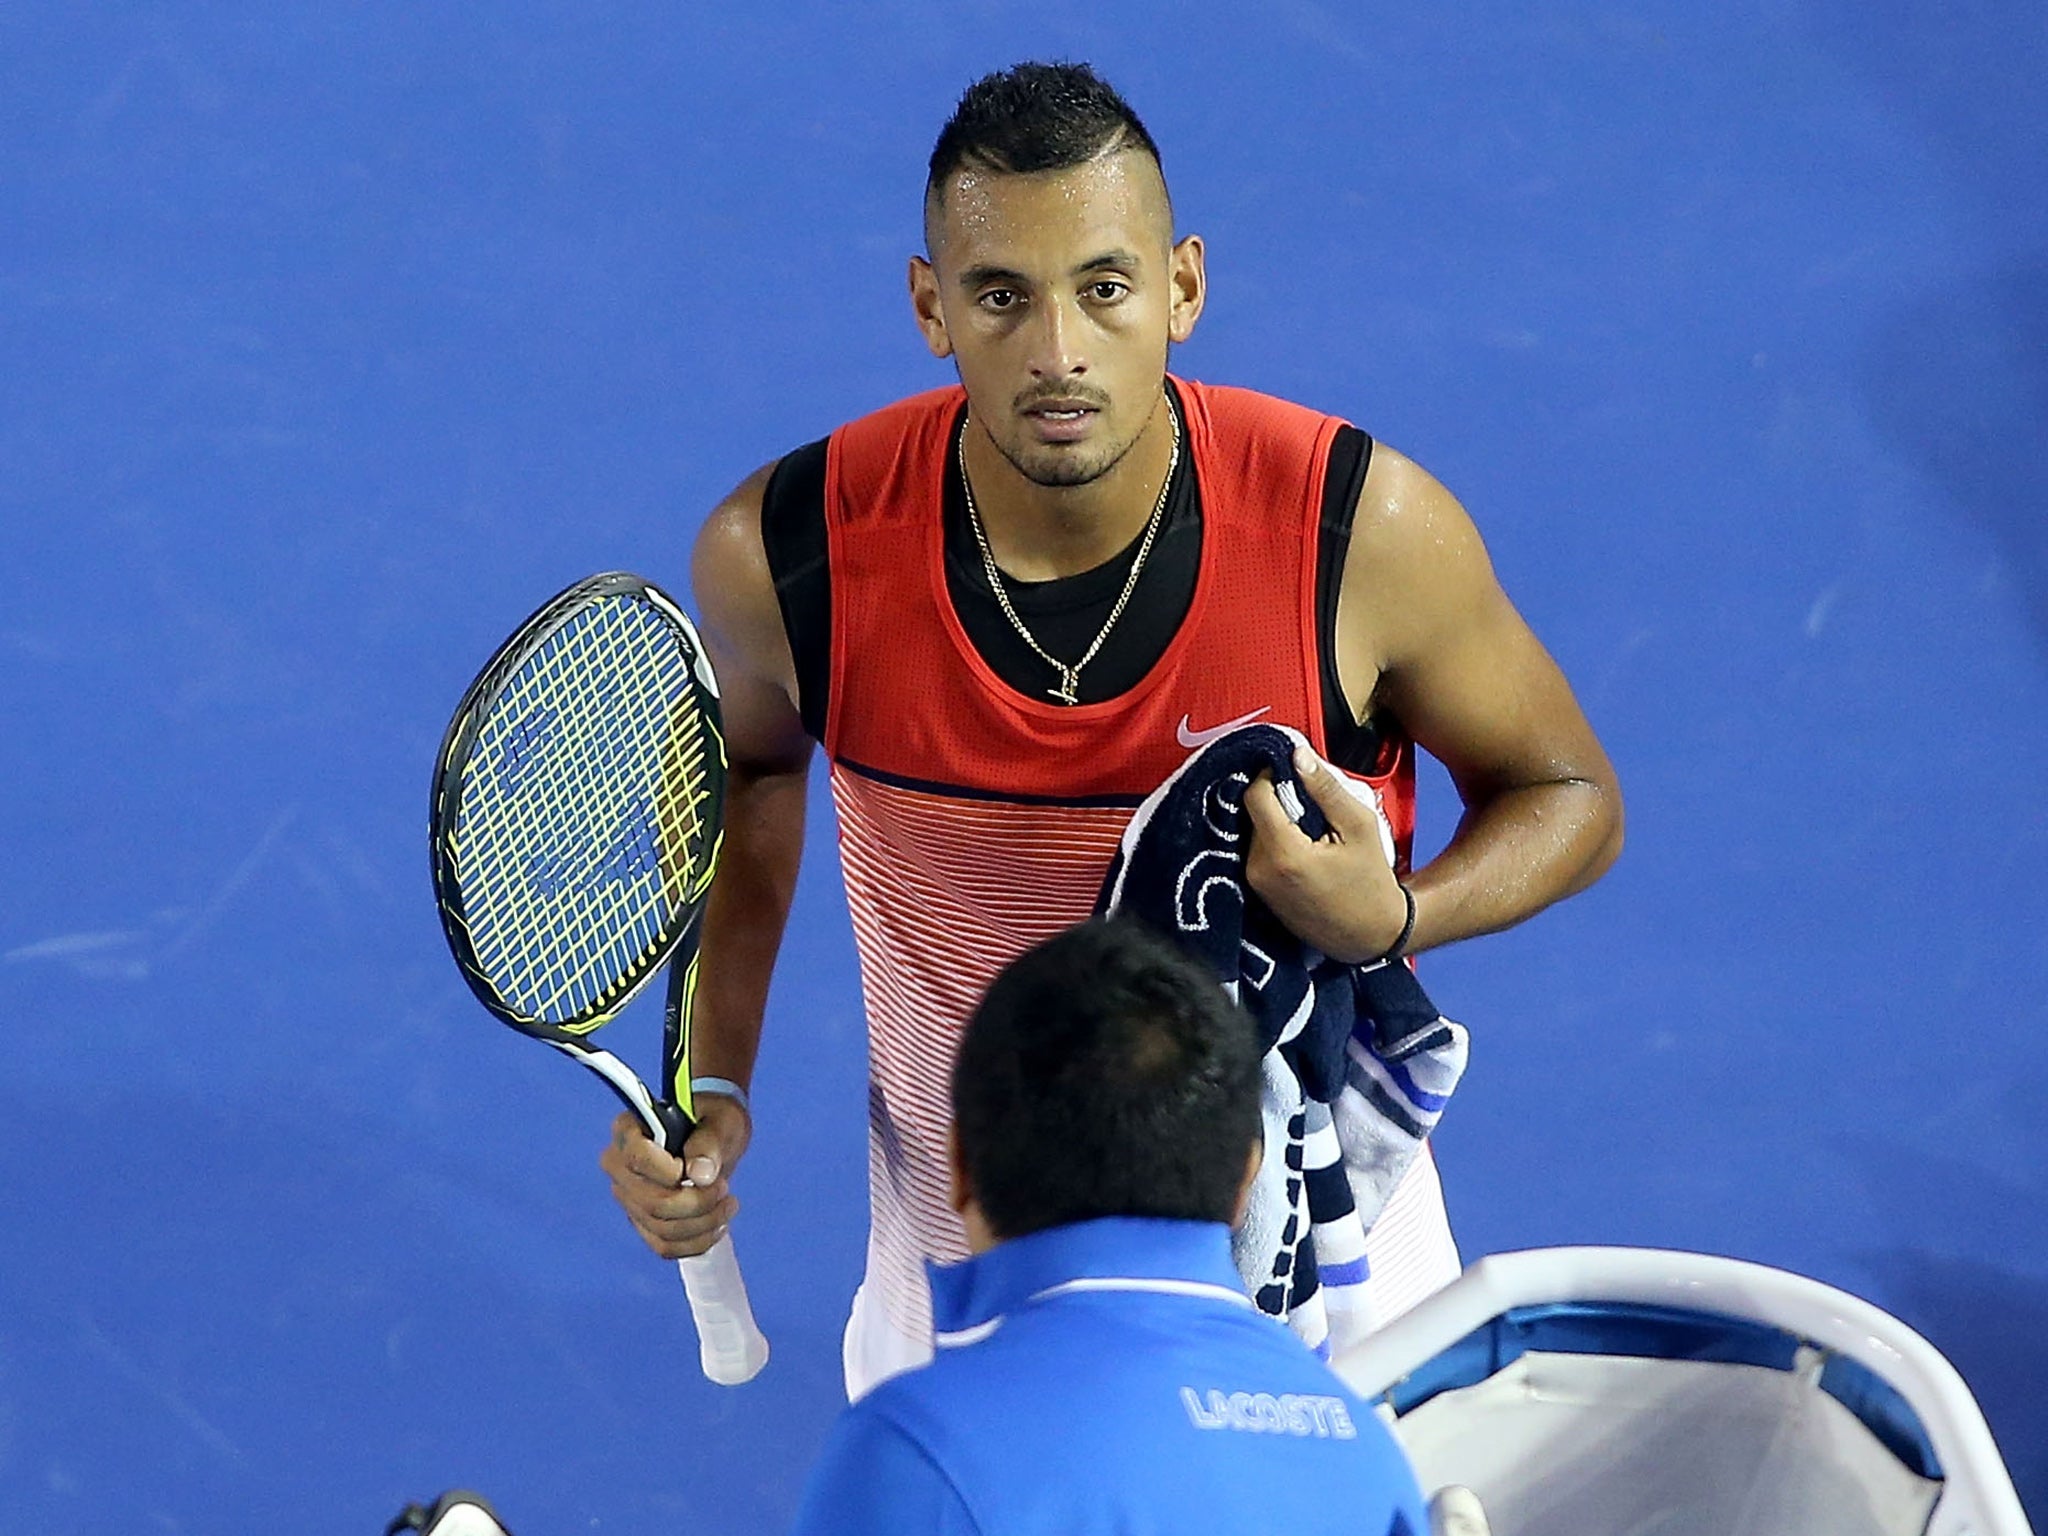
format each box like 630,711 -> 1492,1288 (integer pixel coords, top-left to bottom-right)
952,918 -> 1261,1239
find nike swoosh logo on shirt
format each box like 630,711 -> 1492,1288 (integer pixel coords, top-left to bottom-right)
1176,706 -> 1273,749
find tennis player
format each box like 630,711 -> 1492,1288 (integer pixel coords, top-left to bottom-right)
602,60 -> 1623,1398
787,917 -> 1430,1536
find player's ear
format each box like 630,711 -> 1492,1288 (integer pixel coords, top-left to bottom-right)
909,256 -> 953,359
1229,1136 -> 1262,1227
1166,234 -> 1206,344
948,1125 -> 1003,1253
946,1123 -> 972,1216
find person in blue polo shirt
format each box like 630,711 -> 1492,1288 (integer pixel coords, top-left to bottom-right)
787,917 -> 1430,1536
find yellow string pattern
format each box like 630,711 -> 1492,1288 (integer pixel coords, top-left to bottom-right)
446,594 -> 717,1025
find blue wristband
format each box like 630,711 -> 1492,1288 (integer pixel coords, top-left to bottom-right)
689,1076 -> 750,1114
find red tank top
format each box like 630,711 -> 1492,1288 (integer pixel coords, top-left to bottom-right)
821,376 -> 1415,1341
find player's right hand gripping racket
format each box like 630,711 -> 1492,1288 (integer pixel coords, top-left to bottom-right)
429,571 -> 769,1385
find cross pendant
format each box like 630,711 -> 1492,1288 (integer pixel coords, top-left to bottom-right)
1049,667 -> 1081,705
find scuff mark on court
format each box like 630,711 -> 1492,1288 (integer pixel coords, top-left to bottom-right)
78,1312 -> 244,1465
2,805 -> 299,979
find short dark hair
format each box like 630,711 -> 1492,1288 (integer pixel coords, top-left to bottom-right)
952,918 -> 1262,1240
925,61 -> 1165,220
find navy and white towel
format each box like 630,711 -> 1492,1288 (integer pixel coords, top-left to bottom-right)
1096,723 -> 1468,1356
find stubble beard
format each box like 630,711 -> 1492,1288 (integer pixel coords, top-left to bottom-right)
988,413 -> 1148,491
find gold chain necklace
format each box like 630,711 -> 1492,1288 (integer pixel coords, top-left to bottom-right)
959,402 -> 1181,706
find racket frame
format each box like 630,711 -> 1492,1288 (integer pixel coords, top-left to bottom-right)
429,570 -> 724,1089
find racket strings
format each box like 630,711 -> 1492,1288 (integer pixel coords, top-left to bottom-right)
494,604 -> 709,991
463,615 -> 671,1017
465,615 -> 694,1017
452,595 -> 720,1023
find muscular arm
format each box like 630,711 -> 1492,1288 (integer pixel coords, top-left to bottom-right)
687,464 -> 814,1087
1246,444 -> 1621,960
602,462 -> 815,1259
1343,445 -> 1622,953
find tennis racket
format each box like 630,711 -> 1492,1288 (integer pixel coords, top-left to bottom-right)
429,570 -> 769,1385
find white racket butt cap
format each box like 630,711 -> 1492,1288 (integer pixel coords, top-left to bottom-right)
678,1234 -> 770,1385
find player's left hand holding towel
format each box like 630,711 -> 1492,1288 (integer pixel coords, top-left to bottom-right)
1096,723 -> 1467,1356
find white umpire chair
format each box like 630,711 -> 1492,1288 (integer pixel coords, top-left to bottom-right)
1334,1247 -> 2033,1536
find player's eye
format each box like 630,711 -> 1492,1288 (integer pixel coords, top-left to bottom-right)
977,288 -> 1022,311
1087,280 -> 1130,302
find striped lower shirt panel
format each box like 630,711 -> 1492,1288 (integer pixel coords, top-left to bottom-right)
830,764 -> 1136,1341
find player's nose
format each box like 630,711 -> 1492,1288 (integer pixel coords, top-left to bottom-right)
1025,294 -> 1087,378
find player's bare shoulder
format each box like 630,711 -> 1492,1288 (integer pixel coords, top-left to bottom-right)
1333,442 -> 1510,706
689,460 -> 813,770
690,461 -> 797,701
1350,445 -> 1500,605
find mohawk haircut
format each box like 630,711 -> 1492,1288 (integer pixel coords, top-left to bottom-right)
925,61 -> 1167,229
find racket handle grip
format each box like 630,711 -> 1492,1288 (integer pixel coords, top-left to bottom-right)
677,1234 -> 769,1385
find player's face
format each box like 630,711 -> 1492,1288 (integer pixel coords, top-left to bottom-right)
911,151 -> 1205,489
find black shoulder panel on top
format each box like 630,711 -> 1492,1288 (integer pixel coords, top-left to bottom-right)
1316,426 -> 1400,774
757,436 -> 832,743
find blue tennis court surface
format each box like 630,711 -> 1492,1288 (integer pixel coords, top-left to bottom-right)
3,3 -> 2043,1530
